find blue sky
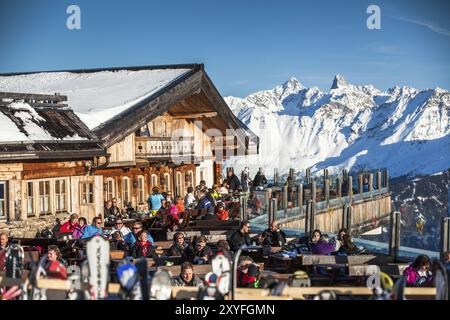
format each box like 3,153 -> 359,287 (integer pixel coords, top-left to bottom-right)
0,0 -> 449,97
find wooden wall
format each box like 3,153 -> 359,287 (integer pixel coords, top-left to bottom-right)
107,133 -> 135,166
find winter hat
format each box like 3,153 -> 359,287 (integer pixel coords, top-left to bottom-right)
247,264 -> 259,278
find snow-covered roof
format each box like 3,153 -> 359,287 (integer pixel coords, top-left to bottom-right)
0,66 -> 194,130
0,101 -> 93,142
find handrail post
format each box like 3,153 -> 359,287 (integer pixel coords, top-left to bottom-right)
324,178 -> 330,208
342,204 -> 348,230
305,199 -> 311,238
306,168 -> 311,184
368,173 -> 373,198
389,211 -> 401,261
384,169 -> 389,191
297,184 -> 303,217
283,185 -> 288,218
239,194 -> 245,221
311,180 -> 316,203
358,174 -> 363,196
377,170 -> 382,195
269,198 -> 277,227
310,200 -> 316,236
337,177 -> 342,205
348,176 -> 353,203
441,217 -> 450,260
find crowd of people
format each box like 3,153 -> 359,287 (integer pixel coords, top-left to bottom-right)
1,167 -> 449,294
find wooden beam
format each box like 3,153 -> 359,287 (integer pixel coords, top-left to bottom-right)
171,111 -> 217,119
0,91 -> 67,102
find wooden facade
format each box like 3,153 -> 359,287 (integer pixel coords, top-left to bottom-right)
0,64 -> 259,230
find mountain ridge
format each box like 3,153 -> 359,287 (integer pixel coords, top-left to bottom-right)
225,75 -> 450,178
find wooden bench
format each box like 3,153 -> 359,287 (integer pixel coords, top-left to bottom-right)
159,262 -> 265,278
166,231 -> 229,242
300,254 -> 378,266
348,264 -> 409,277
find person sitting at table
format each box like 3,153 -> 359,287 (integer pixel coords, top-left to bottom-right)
310,229 -> 322,245
237,256 -> 261,288
337,234 -> 358,255
72,217 -> 87,239
130,230 -> 156,259
403,254 -> 433,287
169,231 -> 188,257
216,202 -> 230,221
0,232 -> 10,251
172,262 -> 205,289
44,245 -> 68,269
175,196 -> 185,216
110,231 -> 129,252
124,221 -> 154,246
59,213 -> 79,234
110,218 -> 131,237
185,236 -> 212,265
258,220 -> 287,247
81,216 -> 104,239
334,228 -> 347,251
229,220 -> 252,252
311,234 -> 335,255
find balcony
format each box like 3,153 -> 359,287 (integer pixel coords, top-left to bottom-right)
135,136 -> 195,162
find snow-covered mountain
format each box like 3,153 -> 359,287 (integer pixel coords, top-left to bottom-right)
225,75 -> 450,178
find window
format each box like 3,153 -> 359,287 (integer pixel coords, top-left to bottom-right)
151,174 -> 158,188
188,171 -> 194,187
176,172 -> 183,196
55,179 -> 67,212
137,176 -> 145,204
163,121 -> 167,136
106,178 -> 115,201
164,173 -> 170,192
27,181 -> 35,217
200,169 -> 205,183
0,182 -> 6,219
39,180 -> 51,215
81,182 -> 94,205
122,177 -> 130,203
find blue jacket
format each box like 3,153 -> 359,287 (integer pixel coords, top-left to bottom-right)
148,194 -> 165,211
124,232 -> 154,246
81,225 -> 103,239
197,197 -> 212,210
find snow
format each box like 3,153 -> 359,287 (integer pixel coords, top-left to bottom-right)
0,101 -> 90,142
225,75 -> 450,178
0,68 -> 191,129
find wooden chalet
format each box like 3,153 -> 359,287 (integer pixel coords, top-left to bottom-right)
0,92 -> 106,236
0,64 -> 259,232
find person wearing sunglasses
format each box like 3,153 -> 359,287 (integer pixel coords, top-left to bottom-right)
123,221 -> 154,246
110,218 -> 131,238
81,216 -> 104,239
169,231 -> 188,257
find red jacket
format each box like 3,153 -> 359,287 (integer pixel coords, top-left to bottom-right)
60,220 -> 77,233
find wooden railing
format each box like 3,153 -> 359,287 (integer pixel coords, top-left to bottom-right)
135,136 -> 195,160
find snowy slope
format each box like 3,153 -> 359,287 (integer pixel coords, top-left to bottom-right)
0,68 -> 191,129
225,75 -> 450,178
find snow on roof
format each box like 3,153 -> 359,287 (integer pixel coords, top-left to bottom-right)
0,68 -> 192,129
0,101 -> 95,143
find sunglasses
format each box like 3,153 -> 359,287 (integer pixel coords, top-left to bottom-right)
115,222 -> 123,225
133,227 -> 141,230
